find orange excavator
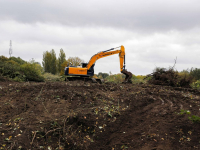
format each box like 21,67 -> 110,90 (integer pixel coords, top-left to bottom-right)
64,45 -> 132,83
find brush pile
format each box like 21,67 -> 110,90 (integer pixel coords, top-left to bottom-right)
147,68 -> 192,88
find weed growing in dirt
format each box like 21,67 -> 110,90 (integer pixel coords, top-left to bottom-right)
178,109 -> 191,115
188,115 -> 200,123
121,144 -> 128,149
191,79 -> 200,90
177,109 -> 200,123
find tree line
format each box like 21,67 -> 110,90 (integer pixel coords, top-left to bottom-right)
42,49 -> 84,75
0,56 -> 44,82
1,48 -> 200,85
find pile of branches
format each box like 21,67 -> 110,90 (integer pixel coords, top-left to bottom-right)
147,67 -> 192,88
0,75 -> 7,81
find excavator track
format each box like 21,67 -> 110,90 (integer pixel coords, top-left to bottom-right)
121,69 -> 132,83
65,76 -> 104,84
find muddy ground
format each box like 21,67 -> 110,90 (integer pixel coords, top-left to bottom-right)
0,80 -> 200,150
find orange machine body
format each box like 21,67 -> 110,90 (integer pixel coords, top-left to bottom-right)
68,67 -> 87,76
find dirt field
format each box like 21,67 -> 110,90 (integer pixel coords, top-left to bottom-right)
0,80 -> 200,150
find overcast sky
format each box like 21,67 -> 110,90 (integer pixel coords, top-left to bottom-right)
0,0 -> 200,75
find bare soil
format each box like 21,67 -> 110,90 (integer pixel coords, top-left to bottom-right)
0,80 -> 200,150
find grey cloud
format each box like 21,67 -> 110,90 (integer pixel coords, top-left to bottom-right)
1,0 -> 200,31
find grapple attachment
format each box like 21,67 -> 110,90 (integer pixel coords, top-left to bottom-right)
121,69 -> 132,83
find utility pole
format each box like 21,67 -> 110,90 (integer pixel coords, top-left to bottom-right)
9,40 -> 12,57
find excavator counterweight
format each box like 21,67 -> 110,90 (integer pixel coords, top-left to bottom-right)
64,45 -> 132,83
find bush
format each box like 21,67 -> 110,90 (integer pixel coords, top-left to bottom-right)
20,63 -> 44,82
178,70 -> 191,80
13,76 -> 25,82
9,57 -> 26,65
105,73 -> 147,84
136,75 -> 146,80
190,68 -> 200,80
0,56 -> 9,62
0,56 -> 45,82
105,74 -> 124,83
177,109 -> 200,123
0,60 -> 22,78
98,72 -> 109,79
131,75 -> 148,84
191,80 -> 200,90
42,73 -> 62,81
189,115 -> 200,123
148,67 -> 193,87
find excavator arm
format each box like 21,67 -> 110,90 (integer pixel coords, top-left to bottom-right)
86,46 -> 124,71
86,45 -> 132,82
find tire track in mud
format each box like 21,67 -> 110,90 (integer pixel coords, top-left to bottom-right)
89,85 -> 200,150
0,81 -> 200,150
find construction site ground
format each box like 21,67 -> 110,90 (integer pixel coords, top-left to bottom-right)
0,80 -> 200,150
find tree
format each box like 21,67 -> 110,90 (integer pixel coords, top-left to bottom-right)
0,56 -> 44,82
42,51 -> 52,73
60,57 -> 84,75
42,49 -> 57,74
58,49 -> 66,73
50,49 -> 57,74
190,68 -> 200,80
67,57 -> 84,66
98,72 -> 109,79
9,57 -> 26,65
21,63 -> 44,82
0,56 -> 9,62
60,61 -> 68,75
29,58 -> 43,74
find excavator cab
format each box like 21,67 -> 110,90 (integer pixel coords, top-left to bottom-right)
82,63 -> 95,76
65,63 -> 95,77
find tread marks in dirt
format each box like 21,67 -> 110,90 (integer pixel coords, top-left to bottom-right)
0,81 -> 200,149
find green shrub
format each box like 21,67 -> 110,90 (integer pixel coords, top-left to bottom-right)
98,72 -> 109,79
105,74 -> 124,83
43,73 -> 61,81
9,56 -> 26,65
13,76 -> 25,82
131,75 -> 148,84
178,109 -> 191,115
190,68 -> 200,80
0,60 -> 21,78
0,56 -> 45,82
131,74 -> 137,80
0,56 -> 9,62
136,75 -> 146,80
20,63 -> 44,82
177,109 -> 200,123
189,115 -> 200,123
191,80 -> 200,90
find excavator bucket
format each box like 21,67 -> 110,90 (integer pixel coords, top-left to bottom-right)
121,69 -> 132,83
